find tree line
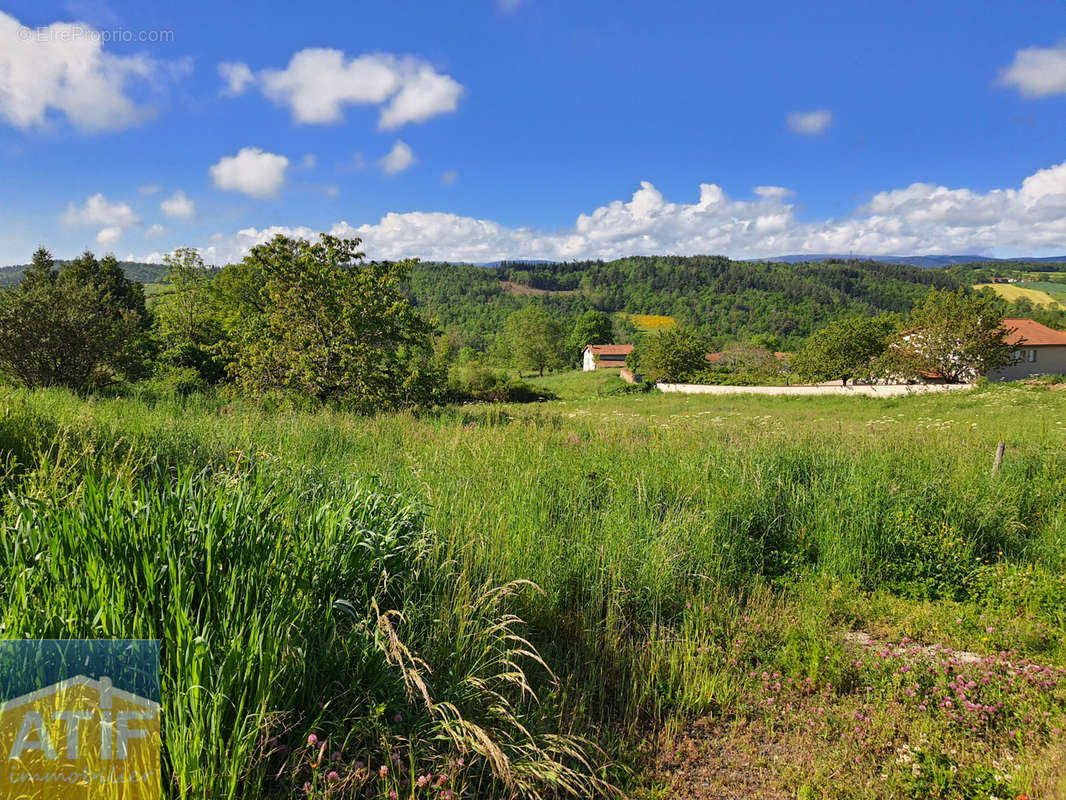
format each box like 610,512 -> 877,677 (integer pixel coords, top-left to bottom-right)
0,237 -> 1041,408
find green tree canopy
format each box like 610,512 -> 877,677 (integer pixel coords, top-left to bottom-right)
630,327 -> 708,382
791,315 -> 897,386
883,288 -> 1012,383
566,310 -> 614,364
227,233 -> 441,411
0,249 -> 144,391
503,305 -> 565,376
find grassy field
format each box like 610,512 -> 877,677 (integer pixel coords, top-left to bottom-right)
974,283 -> 1063,307
3,376 -> 1066,798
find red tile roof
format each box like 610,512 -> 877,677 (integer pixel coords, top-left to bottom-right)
584,344 -> 634,356
1002,318 -> 1066,347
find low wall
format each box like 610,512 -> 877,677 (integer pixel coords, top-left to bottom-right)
619,368 -> 637,384
654,382 -> 975,397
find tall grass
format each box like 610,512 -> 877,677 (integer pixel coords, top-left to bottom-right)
1,382 -> 1065,796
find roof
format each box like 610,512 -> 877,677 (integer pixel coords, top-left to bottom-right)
1002,318 -> 1066,347
0,674 -> 160,712
584,344 -> 634,356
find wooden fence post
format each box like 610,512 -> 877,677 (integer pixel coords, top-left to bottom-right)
992,442 -> 1006,474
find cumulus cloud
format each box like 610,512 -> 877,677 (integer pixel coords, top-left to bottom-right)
146,223 -> 165,237
381,140 -> 415,175
96,226 -> 121,248
0,11 -> 178,131
138,184 -> 161,195
787,109 -> 832,135
301,153 -> 317,169
218,61 -> 255,96
160,189 -> 195,219
250,48 -> 463,128
163,159 -> 1066,265
209,147 -> 289,199
442,169 -> 458,185
998,43 -> 1066,97
62,193 -> 139,228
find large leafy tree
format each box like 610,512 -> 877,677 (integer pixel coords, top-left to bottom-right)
630,327 -> 708,382
503,305 -> 565,376
791,315 -> 897,386
566,310 -> 614,364
228,234 -> 441,411
0,249 -> 144,391
153,248 -> 226,386
883,288 -> 1012,383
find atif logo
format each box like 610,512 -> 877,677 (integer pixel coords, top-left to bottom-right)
0,641 -> 160,800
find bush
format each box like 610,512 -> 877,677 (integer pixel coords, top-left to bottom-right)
447,363 -> 556,403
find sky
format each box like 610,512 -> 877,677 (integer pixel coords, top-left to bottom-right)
2,0 -> 1066,265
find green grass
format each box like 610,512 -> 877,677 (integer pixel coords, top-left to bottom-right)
525,368 -> 628,399
2,381 -> 1066,797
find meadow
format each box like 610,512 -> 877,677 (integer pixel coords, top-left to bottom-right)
2,374 -> 1066,798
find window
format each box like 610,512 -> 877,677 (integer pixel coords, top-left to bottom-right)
1027,349 -> 1038,363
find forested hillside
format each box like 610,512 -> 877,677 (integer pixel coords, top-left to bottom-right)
0,259 -> 167,286
405,256 -> 962,349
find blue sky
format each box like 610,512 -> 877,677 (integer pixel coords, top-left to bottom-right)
2,0 -> 1066,264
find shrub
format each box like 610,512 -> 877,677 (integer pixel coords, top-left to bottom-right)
447,363 -> 555,403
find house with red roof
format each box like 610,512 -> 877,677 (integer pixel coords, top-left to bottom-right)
582,344 -> 634,371
989,318 -> 1066,380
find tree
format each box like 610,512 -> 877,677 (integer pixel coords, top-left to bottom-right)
882,288 -> 1012,383
22,247 -> 56,290
228,233 -> 442,411
0,249 -> 142,391
153,248 -> 226,387
503,305 -> 564,376
566,310 -> 613,364
58,251 -> 147,320
791,315 -> 896,386
630,327 -> 708,382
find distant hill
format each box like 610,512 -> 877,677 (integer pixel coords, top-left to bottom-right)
762,254 -> 1066,269
406,255 -> 962,350
0,260 -> 168,286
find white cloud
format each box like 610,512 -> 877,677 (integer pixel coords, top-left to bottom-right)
999,43 -> 1066,97
209,147 -> 289,199
96,226 -> 121,248
163,159 -> 1066,265
381,140 -> 416,175
146,223 -> 165,237
62,193 -> 139,228
254,48 -> 463,129
301,153 -> 317,169
160,189 -> 195,219
138,184 -> 161,196
754,185 -> 794,198
0,11 -> 177,131
442,169 -> 458,185
218,61 -> 254,96
787,109 -> 832,136
497,0 -> 522,12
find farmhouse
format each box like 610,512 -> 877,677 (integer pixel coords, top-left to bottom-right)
582,344 -> 634,371
989,318 -> 1066,380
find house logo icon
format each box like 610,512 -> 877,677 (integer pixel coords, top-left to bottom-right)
0,642 -> 160,800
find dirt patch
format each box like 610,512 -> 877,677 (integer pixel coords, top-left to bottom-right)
644,716 -> 796,799
499,281 -> 579,296
842,630 -> 985,665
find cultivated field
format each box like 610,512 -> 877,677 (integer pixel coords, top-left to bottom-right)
975,283 -> 1063,307
3,376 -> 1066,798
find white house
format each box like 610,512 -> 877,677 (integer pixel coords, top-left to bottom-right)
581,344 -> 634,371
